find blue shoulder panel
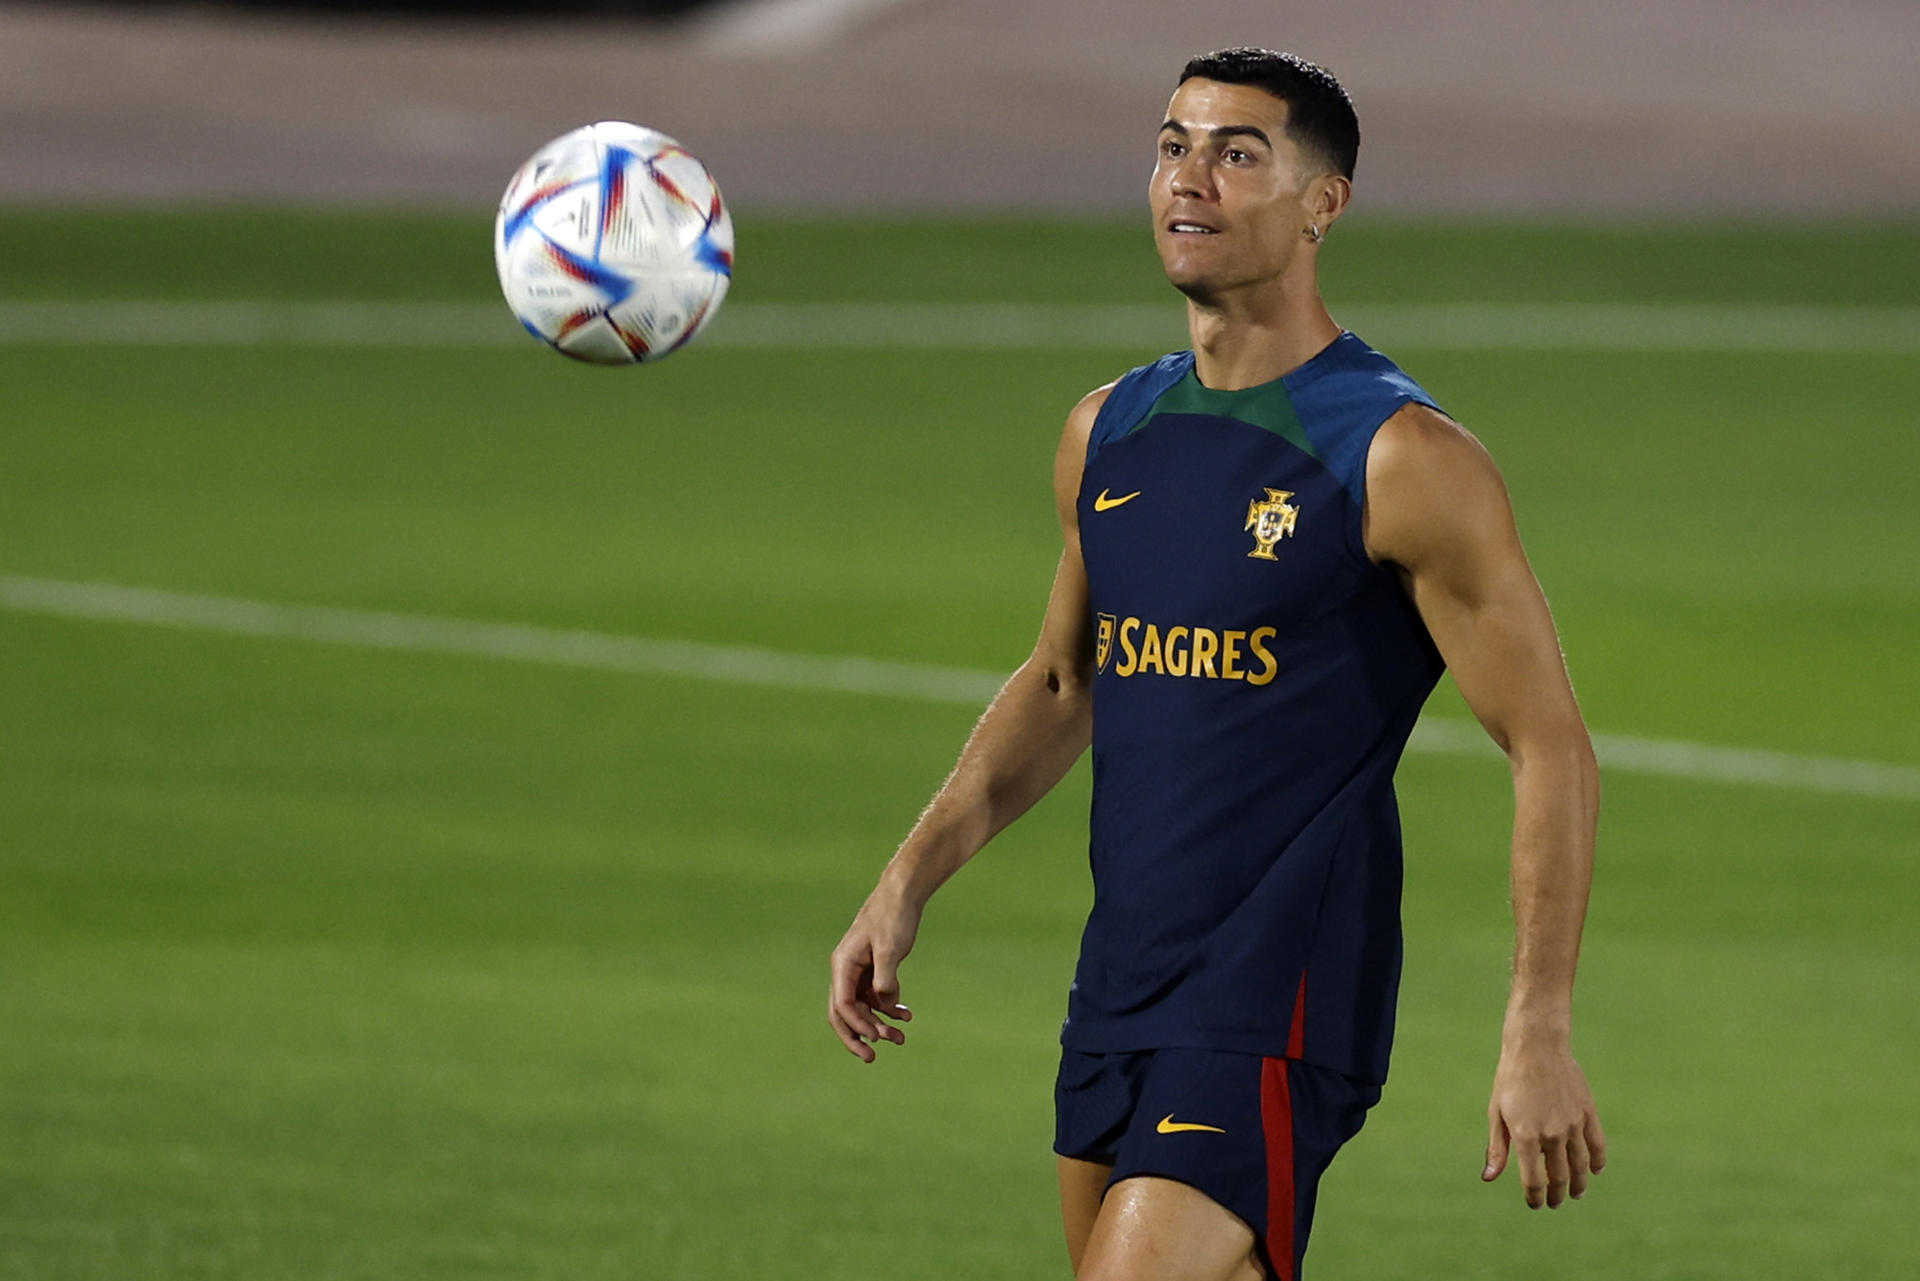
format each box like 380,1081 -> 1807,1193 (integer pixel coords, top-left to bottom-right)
1086,351 -> 1194,465
1283,333 -> 1441,506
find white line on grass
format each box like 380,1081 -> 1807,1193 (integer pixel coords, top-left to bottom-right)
4,574 -> 1916,802
1,301 -> 1917,352
0,575 -> 1002,706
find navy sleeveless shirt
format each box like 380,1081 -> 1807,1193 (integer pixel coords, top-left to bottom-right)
1063,332 -> 1446,1085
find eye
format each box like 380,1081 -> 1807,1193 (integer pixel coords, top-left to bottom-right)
1225,147 -> 1251,165
1161,139 -> 1186,159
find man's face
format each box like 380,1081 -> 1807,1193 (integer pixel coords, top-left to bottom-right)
1150,78 -> 1318,300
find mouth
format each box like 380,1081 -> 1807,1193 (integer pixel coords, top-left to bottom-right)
1166,221 -> 1221,236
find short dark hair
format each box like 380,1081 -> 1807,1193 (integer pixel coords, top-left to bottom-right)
1178,48 -> 1360,180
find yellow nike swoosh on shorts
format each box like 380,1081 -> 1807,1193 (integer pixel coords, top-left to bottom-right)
1156,1114 -> 1226,1135
1093,489 -> 1141,511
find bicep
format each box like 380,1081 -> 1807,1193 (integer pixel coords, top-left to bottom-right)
1030,385 -> 1109,686
1033,540 -> 1095,684
1410,539 -> 1581,756
1368,407 -> 1584,754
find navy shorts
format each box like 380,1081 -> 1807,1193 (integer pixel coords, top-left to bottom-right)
1054,1047 -> 1380,1281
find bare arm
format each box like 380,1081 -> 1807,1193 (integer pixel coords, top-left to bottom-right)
1364,403 -> 1607,1209
826,384 -> 1109,1062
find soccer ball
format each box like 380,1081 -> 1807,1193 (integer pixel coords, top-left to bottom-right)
494,122 -> 734,365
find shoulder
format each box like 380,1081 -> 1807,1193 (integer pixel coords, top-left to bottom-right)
1084,351 -> 1195,462
1055,351 -> 1192,520
1055,381 -> 1117,526
1363,402 -> 1514,567
1286,334 -> 1443,504
1368,402 -> 1494,480
1064,381 -> 1116,448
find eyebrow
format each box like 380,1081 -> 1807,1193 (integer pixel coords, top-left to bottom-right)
1158,119 -> 1275,149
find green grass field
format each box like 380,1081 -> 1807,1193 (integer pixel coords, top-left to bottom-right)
2,210 -> 1916,1279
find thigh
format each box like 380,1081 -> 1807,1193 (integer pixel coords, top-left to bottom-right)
1076,1175 -> 1263,1281
1101,1051 -> 1379,1281
1055,1048 -> 1149,1274
1054,1047 -> 1378,1280
1058,1154 -> 1114,1276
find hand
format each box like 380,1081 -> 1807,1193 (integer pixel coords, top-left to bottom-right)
827,885 -> 921,1063
1482,1039 -> 1607,1209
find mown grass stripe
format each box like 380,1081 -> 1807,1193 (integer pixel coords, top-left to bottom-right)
1,301 -> 1917,352
4,574 -> 1915,801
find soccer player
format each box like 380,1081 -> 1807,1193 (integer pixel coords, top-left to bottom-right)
827,47 -> 1605,1281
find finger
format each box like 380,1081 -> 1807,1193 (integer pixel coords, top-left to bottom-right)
869,993 -> 913,1022
871,952 -> 903,1013
826,1004 -> 876,1063
839,996 -> 883,1044
830,955 -> 885,1043
866,991 -> 912,1022
1483,1115 -> 1510,1182
867,1007 -> 909,1047
1542,1135 -> 1570,1209
829,987 -> 884,1050
1585,1108 -> 1608,1174
1568,1131 -> 1592,1201
828,947 -> 868,1019
1516,1136 -> 1548,1209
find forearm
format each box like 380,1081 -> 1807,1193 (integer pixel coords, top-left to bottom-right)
1502,732 -> 1599,1042
878,654 -> 1091,908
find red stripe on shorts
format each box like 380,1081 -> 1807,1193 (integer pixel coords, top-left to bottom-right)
1260,1057 -> 1297,1281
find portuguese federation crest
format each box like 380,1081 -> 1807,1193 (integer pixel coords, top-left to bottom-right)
1244,488 -> 1300,560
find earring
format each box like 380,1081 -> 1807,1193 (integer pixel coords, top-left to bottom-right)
1305,224 -> 1324,244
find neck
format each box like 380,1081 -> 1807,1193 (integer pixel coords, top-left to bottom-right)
1183,263 -> 1341,390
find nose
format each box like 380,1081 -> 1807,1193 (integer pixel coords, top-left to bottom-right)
1169,149 -> 1213,200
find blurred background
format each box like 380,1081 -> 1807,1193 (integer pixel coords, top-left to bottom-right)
5,0 -> 1918,209
1,3 -> 1915,1280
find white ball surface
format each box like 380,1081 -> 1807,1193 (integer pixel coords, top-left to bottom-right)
494,122 -> 733,364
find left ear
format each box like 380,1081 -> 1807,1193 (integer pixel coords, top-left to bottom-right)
1306,174 -> 1352,235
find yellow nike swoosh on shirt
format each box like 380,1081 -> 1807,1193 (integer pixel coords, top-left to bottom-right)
1093,489 -> 1142,511
1156,1114 -> 1226,1135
